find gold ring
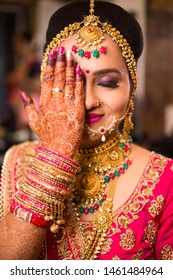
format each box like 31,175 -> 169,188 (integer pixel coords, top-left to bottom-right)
52,88 -> 63,93
65,94 -> 74,101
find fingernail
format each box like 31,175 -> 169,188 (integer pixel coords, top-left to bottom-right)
19,91 -> 32,107
76,65 -> 82,75
47,50 -> 57,66
50,50 -> 57,59
57,46 -> 66,62
58,45 -> 65,54
66,50 -> 74,67
76,65 -> 83,81
66,50 -> 73,61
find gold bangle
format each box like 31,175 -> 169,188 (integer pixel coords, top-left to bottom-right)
37,149 -> 79,170
26,172 -> 69,195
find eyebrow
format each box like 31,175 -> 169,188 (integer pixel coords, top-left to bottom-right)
93,68 -> 122,76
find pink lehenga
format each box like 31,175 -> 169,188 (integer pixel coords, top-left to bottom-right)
1,141 -> 173,260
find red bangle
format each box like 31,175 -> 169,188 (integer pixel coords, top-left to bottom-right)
10,200 -> 48,227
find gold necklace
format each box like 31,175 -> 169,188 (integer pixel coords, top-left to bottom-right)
73,134 -> 132,215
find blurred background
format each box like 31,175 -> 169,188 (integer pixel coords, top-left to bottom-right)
0,0 -> 173,166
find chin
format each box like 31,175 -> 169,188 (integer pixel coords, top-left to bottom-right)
79,132 -> 116,149
79,136 -> 102,149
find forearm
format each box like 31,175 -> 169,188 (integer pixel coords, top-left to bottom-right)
0,213 -> 46,260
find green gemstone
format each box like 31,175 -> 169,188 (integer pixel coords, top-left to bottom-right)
78,49 -> 84,57
99,200 -> 104,206
79,206 -> 84,213
104,176 -> 110,183
120,142 -> 125,148
93,49 -> 99,58
123,163 -> 128,170
89,206 -> 94,213
114,170 -> 120,177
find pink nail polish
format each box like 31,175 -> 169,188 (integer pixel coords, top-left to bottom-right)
50,50 -> 57,59
19,90 -> 27,102
58,46 -> 65,54
19,90 -> 32,106
76,65 -> 81,75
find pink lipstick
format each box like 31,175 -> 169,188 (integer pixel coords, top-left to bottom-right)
85,113 -> 104,124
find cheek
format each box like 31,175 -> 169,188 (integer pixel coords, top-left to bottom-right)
105,90 -> 130,117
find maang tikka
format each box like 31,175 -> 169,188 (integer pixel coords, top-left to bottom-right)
71,0 -> 107,59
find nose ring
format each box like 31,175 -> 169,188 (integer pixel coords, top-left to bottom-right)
96,100 -> 101,107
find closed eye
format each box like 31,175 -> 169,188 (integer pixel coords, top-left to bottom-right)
97,81 -> 119,88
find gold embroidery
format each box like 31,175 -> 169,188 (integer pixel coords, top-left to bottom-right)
149,195 -> 164,217
100,238 -> 112,255
1,141 -> 170,259
144,220 -> 157,246
120,229 -> 135,250
56,236 -> 73,260
112,255 -> 120,260
64,153 -> 168,258
161,245 -> 173,260
113,154 -> 167,230
0,141 -> 39,221
132,249 -> 144,260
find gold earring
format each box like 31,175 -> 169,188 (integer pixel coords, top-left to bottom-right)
122,98 -> 134,138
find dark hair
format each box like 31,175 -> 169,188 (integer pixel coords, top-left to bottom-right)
44,0 -> 143,62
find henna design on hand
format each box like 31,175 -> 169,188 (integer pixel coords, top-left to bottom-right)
21,47 -> 84,157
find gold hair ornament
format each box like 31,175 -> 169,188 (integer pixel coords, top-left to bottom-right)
41,0 -> 137,91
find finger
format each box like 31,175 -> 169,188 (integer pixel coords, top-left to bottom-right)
64,50 -> 75,105
74,65 -> 84,106
40,50 -> 57,107
19,91 -> 38,133
52,46 -> 66,102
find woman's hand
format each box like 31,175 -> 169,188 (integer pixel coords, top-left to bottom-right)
20,46 -> 84,157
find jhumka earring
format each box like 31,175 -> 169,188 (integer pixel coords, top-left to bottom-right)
122,96 -> 135,138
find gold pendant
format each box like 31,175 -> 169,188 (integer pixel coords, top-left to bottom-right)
92,199 -> 113,231
75,172 -> 101,199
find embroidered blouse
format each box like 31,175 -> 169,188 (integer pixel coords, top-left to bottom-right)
1,141 -> 173,260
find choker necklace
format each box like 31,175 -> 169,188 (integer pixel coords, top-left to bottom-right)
73,134 -> 132,216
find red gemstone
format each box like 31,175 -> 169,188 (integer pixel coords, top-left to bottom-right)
72,45 -> 78,53
100,46 -> 107,54
119,167 -> 125,174
100,127 -> 105,133
84,51 -> 91,59
109,173 -> 115,179
88,27 -> 93,32
127,159 -> 132,165
94,203 -> 99,210
125,144 -> 130,151
102,194 -> 107,201
84,207 -> 89,214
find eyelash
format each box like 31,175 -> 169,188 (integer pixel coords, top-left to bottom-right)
97,81 -> 119,88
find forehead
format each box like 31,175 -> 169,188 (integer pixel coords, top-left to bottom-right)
62,34 -> 128,72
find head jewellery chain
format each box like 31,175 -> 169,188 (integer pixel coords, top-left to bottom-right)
41,0 -> 137,93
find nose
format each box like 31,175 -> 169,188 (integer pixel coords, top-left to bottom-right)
84,83 -> 98,111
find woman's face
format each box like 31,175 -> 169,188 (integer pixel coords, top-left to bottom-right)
62,34 -> 131,148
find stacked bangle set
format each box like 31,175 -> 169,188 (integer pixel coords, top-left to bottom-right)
10,146 -> 79,233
